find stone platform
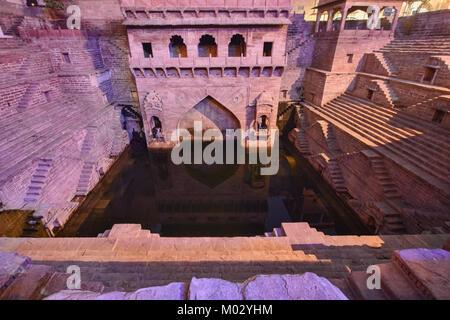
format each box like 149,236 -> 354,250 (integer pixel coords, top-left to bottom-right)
0,223 -> 448,299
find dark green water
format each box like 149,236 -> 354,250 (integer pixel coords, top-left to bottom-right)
58,138 -> 366,237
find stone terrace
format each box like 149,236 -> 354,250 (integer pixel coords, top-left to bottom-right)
0,223 -> 447,293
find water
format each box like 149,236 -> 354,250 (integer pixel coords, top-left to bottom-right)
58,137 -> 366,237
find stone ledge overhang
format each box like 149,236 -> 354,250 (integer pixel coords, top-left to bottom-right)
129,55 -> 287,68
121,7 -> 291,26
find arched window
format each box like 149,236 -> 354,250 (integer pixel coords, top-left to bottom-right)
332,10 -> 342,31
319,11 -> 328,32
228,34 -> 246,57
198,35 -> 217,57
169,35 -> 187,58
378,7 -> 396,30
344,8 -> 369,30
150,116 -> 163,141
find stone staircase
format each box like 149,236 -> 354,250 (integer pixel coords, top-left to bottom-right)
74,161 -> 96,197
373,52 -> 398,76
109,111 -> 129,158
347,248 -> 450,300
327,157 -> 348,194
74,127 -> 97,197
23,157 -> 53,205
289,128 -> 310,155
379,36 -> 450,55
0,223 -> 447,294
17,82 -> 39,112
303,93 -> 450,193
373,80 -> 399,107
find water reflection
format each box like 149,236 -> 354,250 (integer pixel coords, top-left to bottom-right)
58,139 -> 343,237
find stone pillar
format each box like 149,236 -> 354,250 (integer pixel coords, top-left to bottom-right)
391,7 -> 400,32
340,7 -> 349,31
326,9 -> 334,31
315,10 -> 321,33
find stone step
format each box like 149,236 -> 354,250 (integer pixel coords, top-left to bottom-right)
337,95 -> 450,155
347,271 -> 388,300
313,100 -> 449,189
392,248 -> 450,300
0,265 -> 53,300
329,100 -> 450,167
342,93 -> 450,140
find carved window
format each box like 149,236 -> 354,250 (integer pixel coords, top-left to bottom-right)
263,42 -> 273,57
169,35 -> 187,58
142,43 -> 153,58
228,34 -> 246,57
198,35 -> 217,57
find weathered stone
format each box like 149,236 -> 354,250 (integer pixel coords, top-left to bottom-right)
393,248 -> 450,300
0,265 -> 54,300
0,251 -> 30,276
125,282 -> 187,300
443,236 -> 450,251
189,277 -> 243,300
44,290 -> 103,300
243,273 -> 348,300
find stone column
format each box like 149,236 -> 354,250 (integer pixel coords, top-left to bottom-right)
315,10 -> 321,33
340,7 -> 349,31
391,7 -> 400,31
326,9 -> 334,31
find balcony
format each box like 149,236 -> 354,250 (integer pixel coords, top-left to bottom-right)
130,55 -> 286,79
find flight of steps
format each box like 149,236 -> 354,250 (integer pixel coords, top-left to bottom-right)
347,248 -> 449,300
23,157 -> 53,205
363,150 -> 402,201
289,127 -> 310,155
109,112 -> 129,158
0,252 -> 104,300
303,93 -> 450,193
16,82 -> 39,112
74,127 -> 97,197
289,110 -> 310,154
373,79 -> 399,107
379,36 -> 450,54
97,224 -> 160,239
328,158 -> 348,194
264,227 -> 285,237
373,52 -> 398,76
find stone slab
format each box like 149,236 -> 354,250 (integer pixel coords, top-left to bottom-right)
189,277 -> 243,300
0,251 -> 31,291
243,273 -> 348,300
393,248 -> 450,300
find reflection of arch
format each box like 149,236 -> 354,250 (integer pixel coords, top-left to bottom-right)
332,10 -> 342,31
169,35 -> 187,58
318,11 -> 328,32
344,8 -> 369,30
178,96 -> 240,138
198,35 -> 217,57
228,34 -> 246,57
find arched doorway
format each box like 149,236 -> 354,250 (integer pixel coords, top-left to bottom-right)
178,96 -> 240,138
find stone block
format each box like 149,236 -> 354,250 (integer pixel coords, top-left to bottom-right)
393,248 -> 450,300
243,273 -> 348,300
189,277 -> 243,300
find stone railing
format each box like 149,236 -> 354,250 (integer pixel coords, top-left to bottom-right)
120,0 -> 292,9
129,55 -> 287,69
121,1 -> 292,25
